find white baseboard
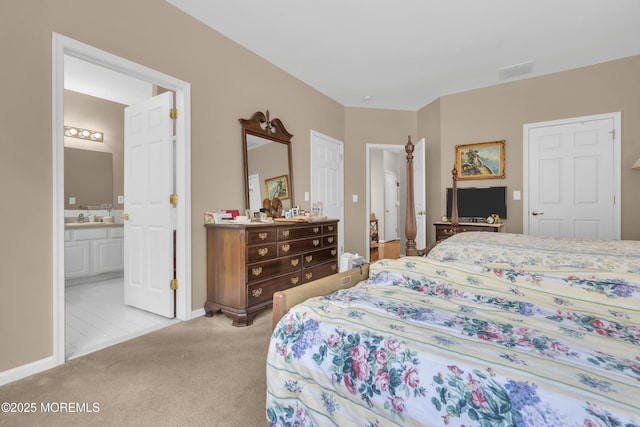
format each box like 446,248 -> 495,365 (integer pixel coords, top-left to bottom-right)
0,355 -> 58,387
191,307 -> 205,318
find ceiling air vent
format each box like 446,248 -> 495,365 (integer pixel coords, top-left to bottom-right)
499,61 -> 534,80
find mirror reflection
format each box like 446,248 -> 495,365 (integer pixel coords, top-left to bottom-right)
241,111 -> 294,216
64,147 -> 114,209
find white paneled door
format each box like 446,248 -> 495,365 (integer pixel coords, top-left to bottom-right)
123,92 -> 175,317
524,113 -> 620,240
311,131 -> 344,256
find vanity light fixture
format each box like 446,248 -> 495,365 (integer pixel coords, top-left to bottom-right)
632,156 -> 640,170
64,126 -> 104,142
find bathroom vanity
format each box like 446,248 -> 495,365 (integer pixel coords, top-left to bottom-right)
64,222 -> 124,284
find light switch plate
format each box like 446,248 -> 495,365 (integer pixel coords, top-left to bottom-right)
304,191 -> 309,201
118,195 -> 124,204
69,197 -> 76,205
352,194 -> 358,203
513,190 -> 521,201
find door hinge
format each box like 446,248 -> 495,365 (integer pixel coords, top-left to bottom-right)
609,129 -> 615,140
170,193 -> 178,206
170,108 -> 178,119
170,279 -> 178,290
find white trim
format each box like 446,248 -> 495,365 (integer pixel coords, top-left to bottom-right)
310,130 -> 345,256
0,356 -> 57,387
365,144 -> 406,259
523,112 -> 621,238
48,33 -> 192,375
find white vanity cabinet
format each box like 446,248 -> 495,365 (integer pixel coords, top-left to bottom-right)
65,225 -> 124,281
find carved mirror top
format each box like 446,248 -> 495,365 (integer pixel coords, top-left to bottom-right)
239,110 -> 293,143
240,111 -> 295,213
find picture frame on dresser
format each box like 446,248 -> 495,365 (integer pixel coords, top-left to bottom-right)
455,140 -> 505,180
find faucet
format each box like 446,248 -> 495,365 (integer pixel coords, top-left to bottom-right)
77,213 -> 84,223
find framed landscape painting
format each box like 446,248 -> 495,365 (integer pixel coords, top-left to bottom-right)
455,140 -> 505,180
265,175 -> 290,200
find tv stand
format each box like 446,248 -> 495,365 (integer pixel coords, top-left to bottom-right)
434,221 -> 504,242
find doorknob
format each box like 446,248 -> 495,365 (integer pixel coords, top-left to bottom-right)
122,213 -> 130,221
531,211 -> 544,216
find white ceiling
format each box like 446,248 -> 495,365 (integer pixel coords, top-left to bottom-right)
166,0 -> 640,111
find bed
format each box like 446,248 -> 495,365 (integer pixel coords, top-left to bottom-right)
266,138 -> 640,426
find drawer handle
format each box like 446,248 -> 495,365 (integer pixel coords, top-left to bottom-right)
258,247 -> 269,257
313,227 -> 320,234
281,244 -> 290,253
258,232 -> 268,240
305,272 -> 313,280
331,249 -> 337,256
282,230 -> 290,238
291,259 -> 299,267
251,288 -> 263,298
305,255 -> 313,262
312,239 -> 320,246
290,277 -> 299,285
331,264 -> 337,271
327,237 -> 334,244
328,226 -> 334,231
443,229 -> 454,235
252,267 -> 262,277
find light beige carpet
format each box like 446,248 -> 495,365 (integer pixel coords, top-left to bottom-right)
0,309 -> 273,427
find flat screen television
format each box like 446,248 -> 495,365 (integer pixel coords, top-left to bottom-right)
446,186 -> 507,220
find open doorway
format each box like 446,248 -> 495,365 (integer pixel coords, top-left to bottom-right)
366,144 -> 406,261
53,34 -> 192,365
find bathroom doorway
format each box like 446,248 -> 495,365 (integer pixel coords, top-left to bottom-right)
53,34 -> 192,365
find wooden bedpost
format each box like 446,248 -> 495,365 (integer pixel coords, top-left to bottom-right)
451,164 -> 459,228
405,136 -> 418,256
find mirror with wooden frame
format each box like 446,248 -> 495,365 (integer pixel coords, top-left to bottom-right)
240,111 -> 294,216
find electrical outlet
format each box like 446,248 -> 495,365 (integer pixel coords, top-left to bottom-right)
69,197 -> 76,205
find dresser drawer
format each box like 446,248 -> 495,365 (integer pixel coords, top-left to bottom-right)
247,271 -> 302,305
323,223 -> 337,234
247,229 -> 277,245
278,237 -> 322,256
247,255 -> 301,283
302,261 -> 338,283
323,235 -> 337,246
247,243 -> 278,262
302,247 -> 338,267
278,225 -> 322,240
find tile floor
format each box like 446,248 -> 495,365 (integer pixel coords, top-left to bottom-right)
65,277 -> 178,359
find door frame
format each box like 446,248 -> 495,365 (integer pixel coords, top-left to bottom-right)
52,33 -> 192,366
522,112 -> 621,238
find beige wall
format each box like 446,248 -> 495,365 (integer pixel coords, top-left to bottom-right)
1,0 -> 639,375
420,55 -> 640,243
0,0 -> 345,372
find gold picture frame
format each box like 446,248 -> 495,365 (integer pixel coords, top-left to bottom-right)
265,175 -> 290,200
455,140 -> 505,180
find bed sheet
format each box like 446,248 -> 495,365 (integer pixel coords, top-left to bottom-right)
266,256 -> 640,426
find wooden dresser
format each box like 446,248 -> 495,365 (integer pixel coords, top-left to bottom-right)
205,220 -> 339,326
434,221 -> 504,241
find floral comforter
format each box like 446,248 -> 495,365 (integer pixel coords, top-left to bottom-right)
266,255 -> 640,426
427,232 -> 640,274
